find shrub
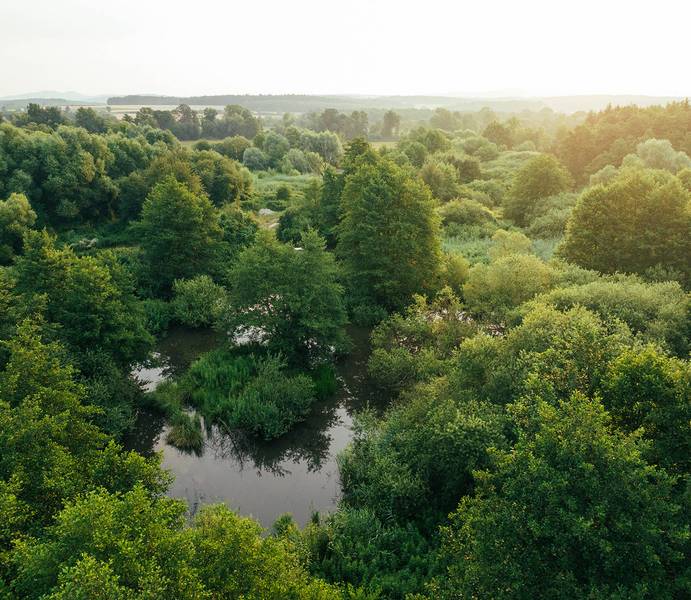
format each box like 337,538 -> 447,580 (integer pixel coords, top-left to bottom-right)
242,146 -> 269,171
172,275 -> 227,327
438,198 -> 498,230
211,135 -> 252,161
504,154 -> 573,226
420,159 -> 459,201
527,207 -> 572,237
303,507 -> 436,599
487,229 -> 533,260
463,254 -> 555,321
559,168 -> 690,281
368,288 -> 477,392
529,277 -> 689,356
450,304 -> 632,405
338,380 -> 507,526
441,252 -> 470,294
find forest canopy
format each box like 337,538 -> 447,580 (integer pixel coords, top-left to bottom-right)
0,95 -> 689,599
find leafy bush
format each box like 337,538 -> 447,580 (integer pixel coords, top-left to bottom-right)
339,380 -> 507,527
303,507 -> 436,599
242,146 -> 269,171
529,276 -> 690,356
438,199 -> 498,234
433,393 -> 687,599
527,206 -> 572,237
172,275 -> 227,327
368,289 -> 477,393
420,159 -> 459,201
463,254 -> 554,321
487,229 -> 533,260
504,154 -> 573,226
451,304 -> 632,405
601,346 -> 690,474
441,252 -> 470,294
559,168 -> 690,282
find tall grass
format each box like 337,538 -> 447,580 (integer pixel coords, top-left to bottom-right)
185,349 -> 317,440
148,380 -> 203,453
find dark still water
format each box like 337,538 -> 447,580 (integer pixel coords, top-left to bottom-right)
125,326 -> 379,528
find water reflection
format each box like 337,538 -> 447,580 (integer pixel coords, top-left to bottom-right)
126,325 -> 381,527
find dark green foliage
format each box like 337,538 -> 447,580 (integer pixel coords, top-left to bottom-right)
218,205 -> 259,259
12,230 -> 153,369
601,346 -> 690,475
339,379 -> 507,528
172,275 -> 227,327
559,168 -> 690,282
310,363 -> 338,400
117,148 -> 204,221
221,229 -> 347,363
368,288 -> 477,393
190,149 -> 253,206
304,507 -> 437,599
318,167 -> 345,246
0,123 -> 119,223
2,101 -> 690,600
277,181 -> 321,243
74,107 -> 108,133
140,298 -> 173,333
186,350 -> 317,439
277,204 -> 318,244
0,321 -> 168,557
337,154 -> 442,313
136,177 -> 222,294
432,393 -> 687,599
242,146 -> 269,170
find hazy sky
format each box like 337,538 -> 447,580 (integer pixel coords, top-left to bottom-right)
1,0 -> 689,98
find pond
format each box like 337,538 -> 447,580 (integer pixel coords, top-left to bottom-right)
125,326 -> 380,528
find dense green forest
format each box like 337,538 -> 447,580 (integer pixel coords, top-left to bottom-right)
0,98 -> 689,599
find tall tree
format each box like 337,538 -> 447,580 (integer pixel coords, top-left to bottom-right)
337,153 -> 442,313
221,229 -> 347,362
432,393 -> 687,599
559,168 -> 690,281
136,177 -> 222,294
504,154 -> 572,226
0,193 -> 36,264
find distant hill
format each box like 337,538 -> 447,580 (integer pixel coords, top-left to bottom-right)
106,94 -> 687,114
0,91 -> 109,103
0,98 -> 99,109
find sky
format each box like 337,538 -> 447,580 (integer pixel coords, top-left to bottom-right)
1,0 -> 689,98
